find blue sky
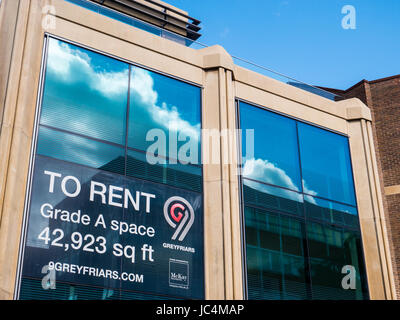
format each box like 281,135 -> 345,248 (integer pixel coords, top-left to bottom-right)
167,0 -> 399,89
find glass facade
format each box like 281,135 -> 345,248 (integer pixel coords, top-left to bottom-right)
13,35 -> 373,301
37,38 -> 202,186
18,37 -> 203,300
239,101 -> 368,300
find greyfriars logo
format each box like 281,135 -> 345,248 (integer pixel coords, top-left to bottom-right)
163,196 -> 194,241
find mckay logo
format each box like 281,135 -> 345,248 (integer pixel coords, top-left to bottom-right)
163,196 -> 194,241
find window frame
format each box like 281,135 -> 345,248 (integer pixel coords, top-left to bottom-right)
236,97 -> 370,300
14,33 -> 205,300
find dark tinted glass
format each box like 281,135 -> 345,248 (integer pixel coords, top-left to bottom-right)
240,101 -> 368,300
298,122 -> 356,205
126,149 -> 202,192
307,222 -> 368,300
243,179 -> 303,216
240,102 -> 301,191
19,278 -> 177,300
305,196 -> 359,228
41,38 -> 129,145
37,126 -> 125,175
244,208 -> 308,300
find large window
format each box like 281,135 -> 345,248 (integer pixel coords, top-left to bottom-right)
17,37 -> 204,300
239,101 -> 368,300
37,38 -> 202,190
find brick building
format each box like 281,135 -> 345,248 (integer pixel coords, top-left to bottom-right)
321,75 -> 400,297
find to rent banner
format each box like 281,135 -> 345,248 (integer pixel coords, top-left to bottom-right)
20,155 -> 204,299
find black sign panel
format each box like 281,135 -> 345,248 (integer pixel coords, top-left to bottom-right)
21,155 -> 204,299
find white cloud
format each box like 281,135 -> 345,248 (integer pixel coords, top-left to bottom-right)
302,179 -> 318,204
47,39 -> 128,99
47,39 -> 200,143
130,67 -> 158,105
130,66 -> 200,142
243,158 -> 298,191
243,158 -> 317,204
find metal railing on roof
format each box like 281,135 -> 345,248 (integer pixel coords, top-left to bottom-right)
65,0 -> 342,101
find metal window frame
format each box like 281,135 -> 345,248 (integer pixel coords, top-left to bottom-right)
235,99 -> 248,300
236,98 -> 370,300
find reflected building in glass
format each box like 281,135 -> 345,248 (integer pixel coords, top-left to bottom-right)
239,101 -> 368,299
0,0 -> 396,300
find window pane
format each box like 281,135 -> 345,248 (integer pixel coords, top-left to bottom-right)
240,101 -> 368,300
126,149 -> 202,192
243,179 -> 303,216
246,246 -> 263,300
305,196 -> 359,228
298,122 -> 356,205
244,207 -> 258,246
19,278 -> 120,300
21,37 -> 204,301
37,126 -> 125,175
307,222 -> 367,300
258,211 -> 280,251
240,102 -> 301,191
128,66 -> 201,164
40,38 -> 129,145
245,209 -> 308,300
19,277 -> 175,300
342,230 -> 369,299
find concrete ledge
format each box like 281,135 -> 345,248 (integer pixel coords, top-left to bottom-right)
199,45 -> 234,72
385,185 -> 400,196
52,0 -> 204,68
337,98 -> 372,121
234,65 -> 348,120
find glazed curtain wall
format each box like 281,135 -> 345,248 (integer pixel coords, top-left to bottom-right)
239,101 -> 369,300
37,38 -> 202,191
18,37 -> 203,300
